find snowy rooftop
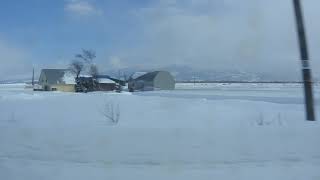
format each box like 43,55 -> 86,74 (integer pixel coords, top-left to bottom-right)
62,71 -> 76,85
62,72 -> 115,84
131,72 -> 148,79
98,78 -> 115,84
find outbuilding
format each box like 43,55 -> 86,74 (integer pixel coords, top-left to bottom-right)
97,77 -> 117,91
128,71 -> 175,91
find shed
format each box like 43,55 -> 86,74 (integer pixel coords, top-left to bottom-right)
97,77 -> 117,91
128,71 -> 175,91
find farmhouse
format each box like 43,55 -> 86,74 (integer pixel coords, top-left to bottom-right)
39,69 -> 76,92
39,69 -> 118,92
128,71 -> 175,91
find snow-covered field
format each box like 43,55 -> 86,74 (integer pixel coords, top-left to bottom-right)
0,83 -> 320,180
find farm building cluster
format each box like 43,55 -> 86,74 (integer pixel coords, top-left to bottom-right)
36,69 -> 175,92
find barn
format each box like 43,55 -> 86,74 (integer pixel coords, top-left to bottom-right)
128,71 -> 175,91
38,69 -> 76,92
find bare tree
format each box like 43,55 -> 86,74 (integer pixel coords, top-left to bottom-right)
255,112 -> 284,126
101,101 -> 120,125
89,64 -> 99,78
123,73 -> 128,82
89,64 -> 99,90
75,49 -> 96,64
70,60 -> 84,78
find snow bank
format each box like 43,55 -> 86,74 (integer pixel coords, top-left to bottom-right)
0,83 -> 27,91
0,85 -> 320,180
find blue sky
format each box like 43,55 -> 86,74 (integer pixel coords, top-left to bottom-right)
1,0 -> 320,80
0,0 -> 145,65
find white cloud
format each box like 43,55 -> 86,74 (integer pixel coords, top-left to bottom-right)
114,0 -> 320,79
65,0 -> 102,16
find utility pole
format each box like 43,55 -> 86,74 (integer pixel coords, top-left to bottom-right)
32,67 -> 35,87
192,75 -> 196,86
293,0 -> 316,121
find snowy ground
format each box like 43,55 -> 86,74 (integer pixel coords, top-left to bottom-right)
0,83 -> 320,180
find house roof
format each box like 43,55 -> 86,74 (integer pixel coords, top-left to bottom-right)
41,69 -> 68,84
62,71 -> 77,84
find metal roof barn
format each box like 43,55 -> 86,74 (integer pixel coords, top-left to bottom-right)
128,71 -> 175,91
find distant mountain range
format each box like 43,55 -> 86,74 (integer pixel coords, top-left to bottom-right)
0,65 -> 314,84
103,65 -> 304,82
0,79 -> 35,84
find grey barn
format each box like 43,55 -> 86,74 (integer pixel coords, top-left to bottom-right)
128,71 -> 175,91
